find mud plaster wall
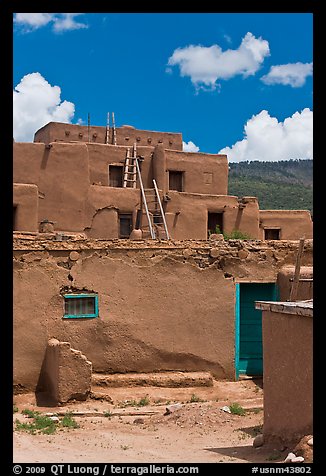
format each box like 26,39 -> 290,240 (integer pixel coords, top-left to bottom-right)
37,338 -> 92,403
277,266 -> 313,301
259,210 -> 313,240
13,238 -> 313,391
87,143 -> 155,188
14,142 -> 90,231
13,183 -> 39,231
262,310 -> 312,443
34,122 -> 183,151
164,193 -> 259,240
165,150 -> 228,195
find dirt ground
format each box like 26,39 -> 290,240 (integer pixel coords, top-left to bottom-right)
13,378 -> 293,464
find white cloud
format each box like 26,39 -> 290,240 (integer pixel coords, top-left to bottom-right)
261,62 -> 313,87
14,13 -> 53,30
13,72 -> 75,142
183,141 -> 200,152
218,108 -> 313,162
53,14 -> 88,33
14,13 -> 88,33
167,32 -> 270,90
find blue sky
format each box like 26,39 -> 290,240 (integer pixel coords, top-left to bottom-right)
13,13 -> 313,161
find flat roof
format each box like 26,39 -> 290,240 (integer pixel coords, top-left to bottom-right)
255,300 -> 313,317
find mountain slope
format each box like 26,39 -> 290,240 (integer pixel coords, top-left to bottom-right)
228,159 -> 313,213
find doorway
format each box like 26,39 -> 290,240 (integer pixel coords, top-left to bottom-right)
118,213 -> 133,238
207,212 -> 223,237
235,282 -> 278,378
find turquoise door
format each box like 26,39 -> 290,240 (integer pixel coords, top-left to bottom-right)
235,283 -> 278,378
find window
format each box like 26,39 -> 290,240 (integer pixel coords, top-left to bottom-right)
109,165 -> 123,187
207,212 -> 223,237
119,213 -> 133,238
264,228 -> 280,240
169,171 -> 183,191
63,294 -> 98,319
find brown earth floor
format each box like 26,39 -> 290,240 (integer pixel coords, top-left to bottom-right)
13,378 -> 292,464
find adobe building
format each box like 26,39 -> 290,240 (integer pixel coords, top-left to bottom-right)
13,121 -> 313,241
13,120 -> 313,397
256,300 -> 313,445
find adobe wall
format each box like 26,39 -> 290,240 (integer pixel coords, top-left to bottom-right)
37,338 -> 92,403
14,142 -> 90,231
13,183 -> 39,232
261,306 -> 313,444
164,193 -> 259,240
34,122 -> 183,151
165,149 -> 228,195
87,143 -> 154,188
277,266 -> 313,301
13,237 -> 313,392
13,141 -> 258,239
259,210 -> 313,240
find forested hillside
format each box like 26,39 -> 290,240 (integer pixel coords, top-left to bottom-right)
228,159 -> 313,213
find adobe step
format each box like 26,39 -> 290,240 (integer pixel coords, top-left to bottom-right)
91,371 -> 214,388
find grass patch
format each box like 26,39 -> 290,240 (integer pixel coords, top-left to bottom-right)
229,403 -> 246,416
223,230 -> 252,240
15,414 -> 56,435
138,396 -> 150,407
13,405 -> 19,413
118,396 -> 150,408
104,410 -> 113,418
61,413 -> 79,429
15,410 -> 79,435
188,393 -> 205,403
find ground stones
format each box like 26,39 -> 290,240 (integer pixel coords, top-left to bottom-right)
253,434 -> 264,448
69,251 -> 80,261
238,249 -> 249,260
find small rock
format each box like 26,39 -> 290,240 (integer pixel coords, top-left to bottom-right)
49,416 -> 60,423
133,418 -> 144,425
292,456 -> 305,463
307,437 -> 313,447
182,248 -> 193,258
220,406 -> 231,413
253,434 -> 264,448
238,249 -> 249,259
284,452 -> 296,462
209,234 -> 224,241
164,403 -> 183,415
210,248 -> 219,258
69,251 -> 80,261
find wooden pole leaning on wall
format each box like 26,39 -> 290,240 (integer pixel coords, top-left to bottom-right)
105,112 -> 110,144
112,112 -> 117,145
289,237 -> 305,302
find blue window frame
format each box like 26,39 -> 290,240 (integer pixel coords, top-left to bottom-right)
63,293 -> 99,319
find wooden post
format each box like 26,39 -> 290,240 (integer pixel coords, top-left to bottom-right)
289,237 -> 305,301
105,112 -> 110,144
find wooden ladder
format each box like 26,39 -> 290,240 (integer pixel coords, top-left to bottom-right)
123,146 -> 137,188
123,143 -> 170,240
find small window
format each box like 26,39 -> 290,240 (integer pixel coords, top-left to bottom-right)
169,171 -> 183,191
63,294 -> 98,319
264,228 -> 280,240
109,165 -> 123,187
119,213 -> 133,238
